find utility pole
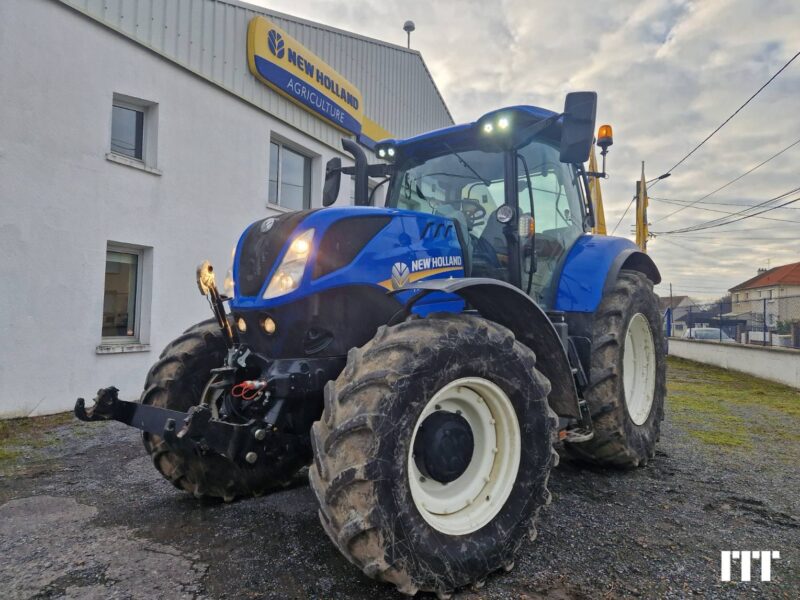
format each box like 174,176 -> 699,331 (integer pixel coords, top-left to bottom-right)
635,161 -> 649,252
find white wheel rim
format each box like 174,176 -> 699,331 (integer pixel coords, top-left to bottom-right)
408,377 -> 521,536
623,313 -> 656,426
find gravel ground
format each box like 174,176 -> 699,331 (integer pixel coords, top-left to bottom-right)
0,357 -> 797,599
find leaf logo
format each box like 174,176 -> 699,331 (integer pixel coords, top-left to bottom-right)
391,262 -> 410,290
267,30 -> 285,59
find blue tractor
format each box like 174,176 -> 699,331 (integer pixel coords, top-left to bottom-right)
76,92 -> 666,597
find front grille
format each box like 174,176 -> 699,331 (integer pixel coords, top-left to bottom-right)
237,210 -> 315,297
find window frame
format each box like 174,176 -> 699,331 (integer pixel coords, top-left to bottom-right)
268,138 -> 312,210
107,93 -> 160,174
101,244 -> 145,344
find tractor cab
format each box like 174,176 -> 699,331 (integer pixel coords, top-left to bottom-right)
384,115 -> 587,309
325,93 -> 604,310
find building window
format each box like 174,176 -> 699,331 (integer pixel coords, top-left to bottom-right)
108,94 -> 159,172
102,245 -> 143,340
734,293 -> 739,302
745,292 -> 749,300
111,104 -> 144,159
269,141 -> 311,210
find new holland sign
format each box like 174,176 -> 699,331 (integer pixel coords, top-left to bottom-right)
247,17 -> 365,135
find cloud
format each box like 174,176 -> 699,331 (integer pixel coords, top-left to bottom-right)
249,0 -> 800,299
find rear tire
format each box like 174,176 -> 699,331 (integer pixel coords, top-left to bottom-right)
141,321 -> 307,500
309,313 -> 557,596
564,270 -> 666,467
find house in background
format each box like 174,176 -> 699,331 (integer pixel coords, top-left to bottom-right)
729,261 -> 800,327
727,261 -> 800,344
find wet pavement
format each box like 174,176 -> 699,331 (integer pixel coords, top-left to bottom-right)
1,359 -> 798,599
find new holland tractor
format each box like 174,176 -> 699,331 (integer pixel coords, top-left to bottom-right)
76,92 -> 666,597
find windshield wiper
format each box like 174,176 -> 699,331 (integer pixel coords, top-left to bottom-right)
443,143 -> 491,186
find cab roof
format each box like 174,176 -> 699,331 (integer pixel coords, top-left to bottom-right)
379,105 -> 562,163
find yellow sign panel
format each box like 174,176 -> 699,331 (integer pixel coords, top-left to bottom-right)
247,17 -> 364,135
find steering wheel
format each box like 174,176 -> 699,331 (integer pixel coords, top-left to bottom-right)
439,198 -> 487,227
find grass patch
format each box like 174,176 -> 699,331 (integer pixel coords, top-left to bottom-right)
0,412 -> 74,466
0,447 -> 21,461
667,357 -> 800,452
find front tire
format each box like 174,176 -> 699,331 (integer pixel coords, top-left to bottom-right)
309,314 -> 556,596
565,270 -> 666,467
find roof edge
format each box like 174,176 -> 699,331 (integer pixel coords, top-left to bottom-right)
729,261 -> 800,291
225,0 -> 454,124
225,0 -> 422,55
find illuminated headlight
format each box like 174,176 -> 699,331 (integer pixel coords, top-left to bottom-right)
498,116 -> 510,130
483,122 -> 494,133
376,144 -> 397,161
263,229 -> 314,299
237,317 -> 247,333
263,317 -> 276,335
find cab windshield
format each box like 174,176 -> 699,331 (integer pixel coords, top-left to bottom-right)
386,140 -> 585,307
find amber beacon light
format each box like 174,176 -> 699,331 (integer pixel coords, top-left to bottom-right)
597,124 -> 613,150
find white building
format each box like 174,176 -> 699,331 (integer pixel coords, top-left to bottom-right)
0,0 -> 452,417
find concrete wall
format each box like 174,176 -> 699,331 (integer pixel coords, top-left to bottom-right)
0,0 -> 359,417
668,339 -> 800,390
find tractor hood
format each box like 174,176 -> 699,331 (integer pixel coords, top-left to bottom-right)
229,207 -> 466,312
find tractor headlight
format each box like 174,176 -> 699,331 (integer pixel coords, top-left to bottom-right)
375,141 -> 398,162
263,229 -> 314,299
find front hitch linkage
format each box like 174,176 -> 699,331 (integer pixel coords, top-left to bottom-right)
74,387 -> 269,465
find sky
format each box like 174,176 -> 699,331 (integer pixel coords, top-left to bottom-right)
250,0 -> 800,301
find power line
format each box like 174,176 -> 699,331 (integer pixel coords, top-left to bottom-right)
654,197 -> 800,225
610,194 -> 636,235
673,195 -> 800,233
649,50 -> 800,190
666,224 -> 799,234
650,136 -> 800,224
651,196 -> 800,209
653,186 -> 800,234
665,235 -> 798,240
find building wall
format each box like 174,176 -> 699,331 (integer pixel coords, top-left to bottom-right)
730,285 -> 800,327
56,0 -> 453,144
731,284 -> 800,313
0,0 -> 359,417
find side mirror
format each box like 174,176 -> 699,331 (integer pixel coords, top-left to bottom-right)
322,157 -> 342,207
560,91 -> 597,164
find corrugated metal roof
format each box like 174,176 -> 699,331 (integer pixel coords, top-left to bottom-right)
55,0 -> 453,149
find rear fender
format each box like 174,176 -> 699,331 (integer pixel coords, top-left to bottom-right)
555,234 -> 661,313
393,278 -> 581,419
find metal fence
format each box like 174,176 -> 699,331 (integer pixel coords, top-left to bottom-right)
664,293 -> 800,350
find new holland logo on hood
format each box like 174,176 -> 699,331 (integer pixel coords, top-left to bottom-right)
247,17 -> 364,135
381,256 -> 464,291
